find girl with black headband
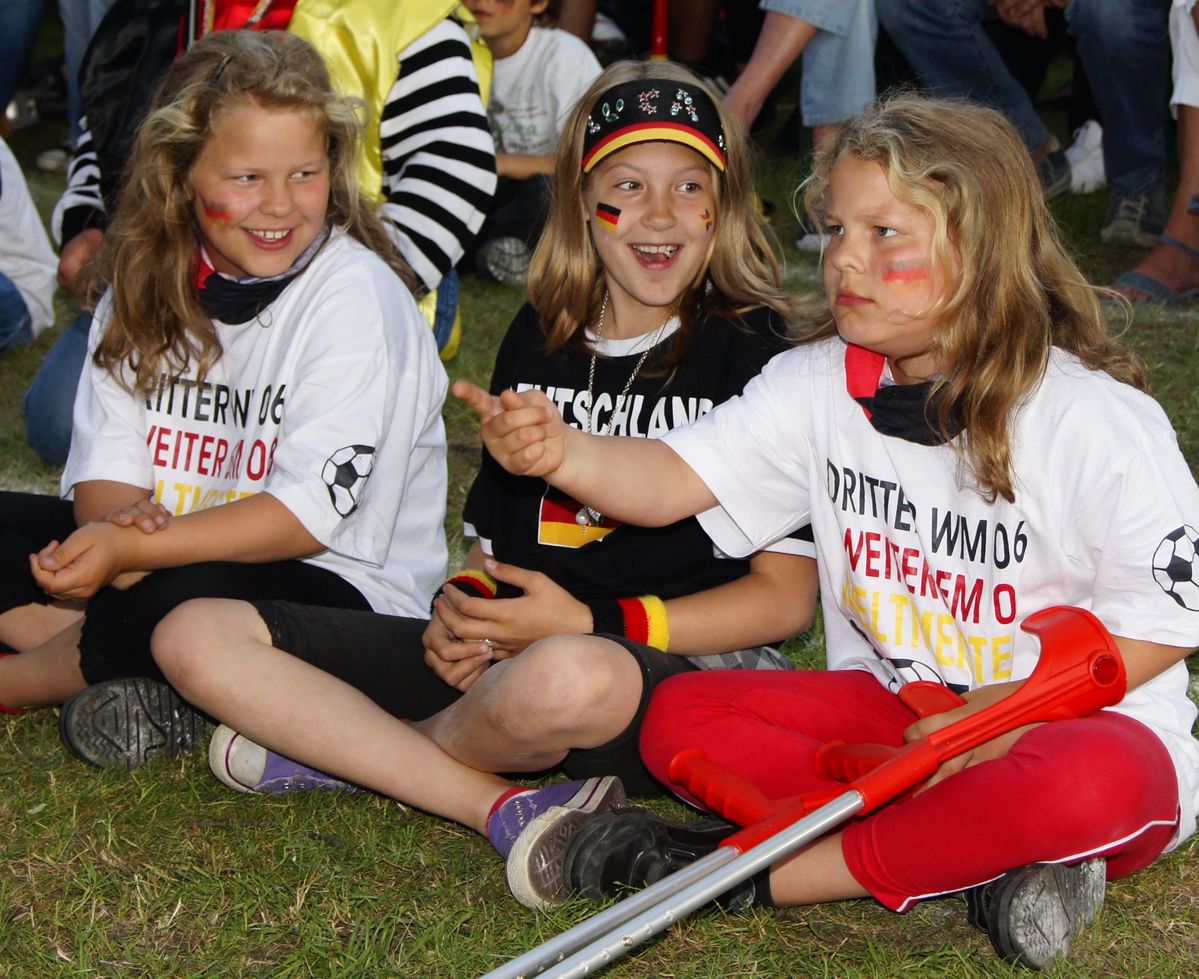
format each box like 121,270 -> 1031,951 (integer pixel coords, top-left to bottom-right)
0,31 -> 448,750
141,60 -> 817,907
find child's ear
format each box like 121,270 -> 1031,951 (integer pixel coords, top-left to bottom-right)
531,0 -> 550,17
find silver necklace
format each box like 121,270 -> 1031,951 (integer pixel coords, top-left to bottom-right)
576,291 -> 669,527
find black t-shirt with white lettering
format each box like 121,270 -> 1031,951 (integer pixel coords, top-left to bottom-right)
463,302 -> 795,601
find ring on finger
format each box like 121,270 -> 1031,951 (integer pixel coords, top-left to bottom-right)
481,638 -> 495,654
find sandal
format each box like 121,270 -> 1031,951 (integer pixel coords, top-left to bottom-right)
1110,234 -> 1199,305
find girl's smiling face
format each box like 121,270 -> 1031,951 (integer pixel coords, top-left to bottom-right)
584,140 -> 718,336
822,154 -> 952,382
187,100 -> 330,280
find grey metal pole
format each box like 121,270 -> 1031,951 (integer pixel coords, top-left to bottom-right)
483,791 -> 864,979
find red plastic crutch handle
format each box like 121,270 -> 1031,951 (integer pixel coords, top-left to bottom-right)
670,606 -> 1126,853
814,681 -> 968,782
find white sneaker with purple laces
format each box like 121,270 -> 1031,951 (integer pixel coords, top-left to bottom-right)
488,776 -> 627,909
208,724 -> 360,794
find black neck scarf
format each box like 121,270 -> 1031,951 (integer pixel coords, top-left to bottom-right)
844,344 -> 964,446
194,227 -> 328,325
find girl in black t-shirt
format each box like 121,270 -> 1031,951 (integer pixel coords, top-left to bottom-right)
146,60 -> 818,910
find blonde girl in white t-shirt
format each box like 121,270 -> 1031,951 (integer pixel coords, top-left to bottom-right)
0,31 -> 446,767
455,93 -> 1199,967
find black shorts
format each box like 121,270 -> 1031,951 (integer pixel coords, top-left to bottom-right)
559,635 -> 697,797
0,491 -> 371,684
250,599 -> 696,797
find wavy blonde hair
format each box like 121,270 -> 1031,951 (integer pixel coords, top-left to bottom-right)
800,92 -> 1146,502
528,59 -> 794,368
88,29 -> 418,394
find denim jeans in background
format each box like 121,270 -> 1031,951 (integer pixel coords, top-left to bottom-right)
0,271 -> 34,354
0,0 -> 44,112
762,0 -> 878,127
24,309 -> 90,465
877,0 -> 1170,197
58,0 -> 120,143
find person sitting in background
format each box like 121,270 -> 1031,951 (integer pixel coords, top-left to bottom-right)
1113,0 -> 1199,304
0,135 -> 57,355
23,0 -> 496,465
877,0 -> 1171,248
465,0 -> 601,286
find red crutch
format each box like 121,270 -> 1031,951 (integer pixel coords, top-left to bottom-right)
483,606 -> 1127,979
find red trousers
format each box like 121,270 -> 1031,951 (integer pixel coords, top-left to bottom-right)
640,670 -> 1180,910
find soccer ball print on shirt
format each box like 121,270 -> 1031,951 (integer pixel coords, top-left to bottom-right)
1154,525 -> 1199,611
322,444 -> 375,517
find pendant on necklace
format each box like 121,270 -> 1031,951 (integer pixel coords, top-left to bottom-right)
575,506 -> 604,527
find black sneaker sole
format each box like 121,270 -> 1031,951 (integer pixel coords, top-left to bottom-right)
564,809 -> 735,901
60,678 -> 212,770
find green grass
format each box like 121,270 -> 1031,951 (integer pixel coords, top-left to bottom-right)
3,117 -> 1199,976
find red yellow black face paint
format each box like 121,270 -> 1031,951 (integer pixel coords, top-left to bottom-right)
700,208 -> 712,232
595,202 -> 621,231
882,258 -> 930,284
202,200 -> 233,227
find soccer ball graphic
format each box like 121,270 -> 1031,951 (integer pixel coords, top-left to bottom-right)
1152,525 -> 1199,611
322,445 -> 375,517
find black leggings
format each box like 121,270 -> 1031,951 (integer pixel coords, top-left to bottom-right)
0,491 -> 371,684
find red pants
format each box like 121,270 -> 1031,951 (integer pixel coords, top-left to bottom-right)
640,670 -> 1180,910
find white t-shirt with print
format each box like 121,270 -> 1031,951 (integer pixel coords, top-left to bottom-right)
62,230 -> 449,618
489,26 -> 601,156
664,337 -> 1199,846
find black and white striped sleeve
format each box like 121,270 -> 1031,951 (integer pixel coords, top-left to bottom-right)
380,17 -> 497,291
51,116 -> 106,247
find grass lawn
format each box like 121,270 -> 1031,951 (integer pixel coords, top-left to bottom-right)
2,107 -> 1199,976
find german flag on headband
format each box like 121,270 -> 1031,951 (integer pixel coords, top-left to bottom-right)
582,79 -> 726,174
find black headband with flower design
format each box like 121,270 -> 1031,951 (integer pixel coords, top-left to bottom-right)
581,79 -> 727,173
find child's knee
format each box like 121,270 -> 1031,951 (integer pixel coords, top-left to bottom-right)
487,635 -> 638,736
151,598 -> 250,692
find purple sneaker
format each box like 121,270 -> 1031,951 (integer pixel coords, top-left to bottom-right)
208,724 -> 359,794
486,776 -> 626,908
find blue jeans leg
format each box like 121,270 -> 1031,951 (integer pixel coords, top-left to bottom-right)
1067,0 -> 1170,197
876,0 -> 1049,152
23,310 -> 91,465
0,0 -> 43,111
797,0 -> 878,127
0,272 -> 34,354
58,0 -> 119,142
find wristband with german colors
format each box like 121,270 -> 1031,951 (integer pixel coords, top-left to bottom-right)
430,569 -> 498,612
587,595 -> 670,651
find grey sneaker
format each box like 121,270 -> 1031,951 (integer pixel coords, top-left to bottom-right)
59,677 -> 211,770
477,236 -> 531,287
965,858 -> 1106,969
208,724 -> 359,794
1035,148 -> 1071,201
1101,188 -> 1166,248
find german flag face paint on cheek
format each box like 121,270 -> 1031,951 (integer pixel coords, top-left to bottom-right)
202,200 -> 233,227
595,202 -> 621,231
882,258 -> 931,285
700,208 -> 712,233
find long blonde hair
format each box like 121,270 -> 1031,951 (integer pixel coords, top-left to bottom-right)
801,93 -> 1147,502
89,29 -> 418,394
528,59 -> 794,368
